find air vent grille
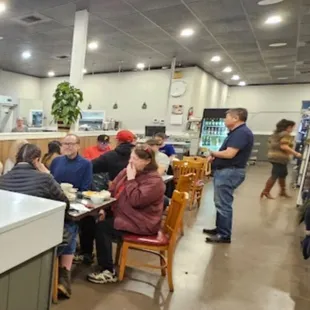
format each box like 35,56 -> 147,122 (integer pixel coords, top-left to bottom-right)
12,13 -> 51,26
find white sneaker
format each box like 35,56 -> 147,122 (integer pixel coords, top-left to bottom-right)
87,270 -> 118,284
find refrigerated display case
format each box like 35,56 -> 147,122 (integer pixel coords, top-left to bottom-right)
198,108 -> 228,156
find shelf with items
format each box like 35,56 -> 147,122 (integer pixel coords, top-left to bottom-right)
297,140 -> 310,206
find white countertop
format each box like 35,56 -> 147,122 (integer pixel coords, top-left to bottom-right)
0,190 -> 65,234
0,190 -> 66,274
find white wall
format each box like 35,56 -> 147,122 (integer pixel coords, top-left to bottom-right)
40,66 -> 228,133
226,84 -> 310,133
0,70 -> 42,128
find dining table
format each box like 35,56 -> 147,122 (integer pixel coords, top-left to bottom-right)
162,175 -> 174,184
67,198 -> 116,221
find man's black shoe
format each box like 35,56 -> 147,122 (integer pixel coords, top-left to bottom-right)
202,228 -> 217,235
205,234 -> 231,244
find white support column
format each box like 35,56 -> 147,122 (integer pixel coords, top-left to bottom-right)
69,9 -> 89,131
69,9 -> 89,89
166,57 -> 176,115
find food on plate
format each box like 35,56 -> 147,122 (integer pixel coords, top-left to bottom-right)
82,190 -> 111,200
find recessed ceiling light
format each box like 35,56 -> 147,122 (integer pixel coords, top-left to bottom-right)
277,77 -> 288,80
269,42 -> 287,47
273,64 -> 287,68
180,28 -> 194,37
258,0 -> 283,5
211,56 -> 221,62
265,15 -> 282,24
0,2 -> 6,13
83,68 -> 87,74
137,63 -> 145,70
48,71 -> 55,77
222,66 -> 232,73
238,81 -> 246,86
0,36 -> 3,40
22,51 -> 31,59
88,41 -> 98,50
231,75 -> 240,81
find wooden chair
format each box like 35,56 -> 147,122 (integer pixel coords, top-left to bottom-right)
183,156 -> 212,177
175,173 -> 195,235
52,257 -> 59,304
118,191 -> 189,292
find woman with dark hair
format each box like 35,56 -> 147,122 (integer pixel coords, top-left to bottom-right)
0,143 -> 75,298
42,140 -> 62,169
261,119 -> 302,199
87,144 -> 165,284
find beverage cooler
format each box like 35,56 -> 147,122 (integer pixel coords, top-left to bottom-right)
198,108 -> 228,156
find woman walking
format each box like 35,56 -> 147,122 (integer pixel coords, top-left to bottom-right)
261,119 -> 301,199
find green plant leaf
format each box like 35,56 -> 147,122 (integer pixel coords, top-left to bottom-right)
51,81 -> 84,126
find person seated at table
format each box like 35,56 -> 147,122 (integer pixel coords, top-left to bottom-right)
4,139 -> 28,174
42,140 -> 62,169
92,130 -> 135,181
146,139 -> 170,176
50,134 -> 92,296
154,132 -> 176,160
87,144 -> 165,284
83,134 -> 111,160
0,143 -> 74,297
75,130 -> 134,264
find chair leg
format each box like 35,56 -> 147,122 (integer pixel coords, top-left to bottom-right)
52,257 -> 59,304
118,243 -> 129,281
160,250 -> 166,277
167,247 -> 174,292
180,220 -> 184,236
114,242 -> 122,267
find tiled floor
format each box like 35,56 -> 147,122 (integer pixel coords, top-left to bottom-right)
54,164 -> 310,310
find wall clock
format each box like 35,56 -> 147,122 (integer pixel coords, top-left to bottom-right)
170,80 -> 187,97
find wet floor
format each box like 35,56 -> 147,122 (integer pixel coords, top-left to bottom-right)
54,164 -> 310,310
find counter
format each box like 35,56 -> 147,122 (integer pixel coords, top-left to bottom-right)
0,190 -> 66,310
0,130 -> 191,164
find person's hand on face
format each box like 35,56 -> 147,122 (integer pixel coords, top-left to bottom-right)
126,162 -> 137,180
33,158 -> 50,174
295,152 -> 302,159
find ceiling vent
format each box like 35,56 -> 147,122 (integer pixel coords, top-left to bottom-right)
12,13 -> 51,26
52,55 -> 70,61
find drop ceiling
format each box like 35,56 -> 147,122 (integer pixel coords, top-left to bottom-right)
0,0 -> 309,85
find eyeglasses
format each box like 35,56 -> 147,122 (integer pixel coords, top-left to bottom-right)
62,142 -> 77,147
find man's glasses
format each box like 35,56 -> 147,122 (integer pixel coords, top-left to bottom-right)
62,142 -> 77,147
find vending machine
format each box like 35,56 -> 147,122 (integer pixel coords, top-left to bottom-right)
198,108 -> 228,156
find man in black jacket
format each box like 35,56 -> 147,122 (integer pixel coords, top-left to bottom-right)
92,130 -> 135,180
75,130 -> 135,265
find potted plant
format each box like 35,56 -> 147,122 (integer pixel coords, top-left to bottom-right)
51,81 -> 83,131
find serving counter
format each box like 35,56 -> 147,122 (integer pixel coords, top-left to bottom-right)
0,131 -> 117,164
0,190 -> 66,310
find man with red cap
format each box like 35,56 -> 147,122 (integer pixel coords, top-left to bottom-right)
92,130 -> 135,181
75,130 -> 135,265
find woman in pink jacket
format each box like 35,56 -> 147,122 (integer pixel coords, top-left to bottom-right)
88,144 -> 165,284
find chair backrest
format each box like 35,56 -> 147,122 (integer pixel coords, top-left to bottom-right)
164,190 -> 188,240
172,160 -> 188,184
183,156 -> 211,177
176,173 -> 195,193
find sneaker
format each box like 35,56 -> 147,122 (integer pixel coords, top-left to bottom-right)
58,267 -> 71,298
73,253 -> 94,265
87,270 -> 118,284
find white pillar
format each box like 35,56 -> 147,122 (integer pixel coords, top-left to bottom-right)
69,9 -> 89,89
69,9 -> 89,131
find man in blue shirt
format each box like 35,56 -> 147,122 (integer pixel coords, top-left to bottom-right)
203,108 -> 254,244
154,132 -> 176,159
50,133 -> 92,298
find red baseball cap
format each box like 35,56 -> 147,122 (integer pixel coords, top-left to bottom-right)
116,130 -> 135,143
